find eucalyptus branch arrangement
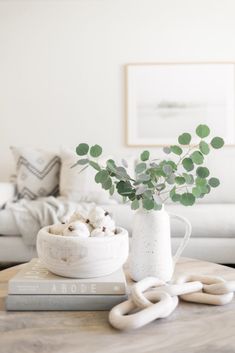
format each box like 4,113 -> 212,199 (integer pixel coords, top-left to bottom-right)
74,125 -> 224,211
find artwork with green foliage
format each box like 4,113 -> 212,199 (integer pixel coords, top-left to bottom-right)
74,125 -> 224,211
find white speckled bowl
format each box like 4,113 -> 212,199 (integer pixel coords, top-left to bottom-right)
36,226 -> 129,278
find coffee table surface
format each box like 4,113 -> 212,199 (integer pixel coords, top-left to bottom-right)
0,258 -> 235,353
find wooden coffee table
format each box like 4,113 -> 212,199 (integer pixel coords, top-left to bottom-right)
0,258 -> 235,353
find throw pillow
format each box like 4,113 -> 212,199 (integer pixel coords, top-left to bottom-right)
11,146 -> 61,200
59,147 -> 116,204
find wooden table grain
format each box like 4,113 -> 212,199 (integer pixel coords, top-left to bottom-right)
0,258 -> 235,353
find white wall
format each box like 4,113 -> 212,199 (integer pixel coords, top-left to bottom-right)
1,0 -> 235,180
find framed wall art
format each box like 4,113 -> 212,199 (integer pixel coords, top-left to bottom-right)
126,63 -> 235,146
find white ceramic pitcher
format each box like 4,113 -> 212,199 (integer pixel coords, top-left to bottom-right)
129,206 -> 192,282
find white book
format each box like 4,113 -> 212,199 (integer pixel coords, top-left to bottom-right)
8,259 -> 127,295
6,294 -> 128,311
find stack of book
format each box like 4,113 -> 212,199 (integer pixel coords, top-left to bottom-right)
6,258 -> 127,311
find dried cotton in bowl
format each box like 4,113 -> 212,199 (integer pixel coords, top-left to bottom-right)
95,216 -> 115,232
49,223 -> 68,235
62,221 -> 90,237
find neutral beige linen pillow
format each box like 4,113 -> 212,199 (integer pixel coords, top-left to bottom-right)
11,146 -> 60,200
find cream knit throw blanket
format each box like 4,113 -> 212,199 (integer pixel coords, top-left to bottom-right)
7,197 -> 93,246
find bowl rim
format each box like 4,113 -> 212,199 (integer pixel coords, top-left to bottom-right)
38,226 -> 128,243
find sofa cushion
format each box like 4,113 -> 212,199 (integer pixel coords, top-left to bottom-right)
11,147 -> 60,200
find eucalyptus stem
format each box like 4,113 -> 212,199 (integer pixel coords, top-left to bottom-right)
75,125 -> 224,211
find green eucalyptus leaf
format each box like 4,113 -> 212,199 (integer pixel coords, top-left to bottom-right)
196,124 -> 210,138
140,151 -> 150,161
175,176 -> 185,185
135,162 -> 147,174
196,167 -> 210,178
178,133 -> 191,145
102,177 -> 112,190
192,186 -> 202,198
106,159 -> 117,173
162,164 -> 173,175
142,198 -> 155,210
199,141 -> 210,155
171,193 -> 181,202
182,158 -> 194,172
90,144 -> 102,158
128,193 -> 136,201
200,185 -> 210,194
116,181 -> 133,195
170,145 -> 183,155
166,174 -> 176,184
170,187 -> 180,202
209,177 -> 220,188
183,173 -> 194,185
211,137 -> 224,149
180,193 -> 196,206
191,151 -> 204,165
116,166 -> 131,180
138,173 -> 151,182
153,202 -> 163,210
89,161 -> 101,171
143,190 -> 153,199
76,158 -> 89,165
160,160 -> 177,171
76,143 -> 89,156
146,180 -> 155,189
195,177 -> 207,187
95,170 -> 109,184
163,146 -> 171,154
131,199 -> 139,210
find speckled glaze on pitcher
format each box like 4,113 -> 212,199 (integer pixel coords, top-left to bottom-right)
129,206 -> 192,282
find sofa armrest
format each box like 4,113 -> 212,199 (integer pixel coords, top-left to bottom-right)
0,182 -> 16,208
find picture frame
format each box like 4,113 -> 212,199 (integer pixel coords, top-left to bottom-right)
125,62 -> 235,146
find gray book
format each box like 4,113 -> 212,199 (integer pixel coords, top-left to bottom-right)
8,258 -> 127,295
6,294 -> 128,311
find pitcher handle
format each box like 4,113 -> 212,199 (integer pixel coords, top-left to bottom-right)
169,213 -> 192,266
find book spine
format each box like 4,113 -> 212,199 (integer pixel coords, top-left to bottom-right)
6,294 -> 128,311
8,281 -> 126,295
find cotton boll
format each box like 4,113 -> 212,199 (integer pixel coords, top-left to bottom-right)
89,207 -> 106,227
90,228 -> 105,237
89,206 -> 115,229
49,223 -> 67,235
95,215 -> 116,232
63,221 -> 90,237
69,211 -> 94,232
